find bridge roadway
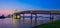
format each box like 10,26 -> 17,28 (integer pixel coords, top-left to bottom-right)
14,10 -> 60,14
13,10 -> 60,26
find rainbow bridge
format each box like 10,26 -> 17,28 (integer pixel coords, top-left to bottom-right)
12,10 -> 60,26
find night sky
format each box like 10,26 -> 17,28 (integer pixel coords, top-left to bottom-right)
0,0 -> 60,15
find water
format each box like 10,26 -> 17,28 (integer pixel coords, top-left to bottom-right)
0,18 -> 13,28
0,18 -> 49,28
0,14 -> 60,28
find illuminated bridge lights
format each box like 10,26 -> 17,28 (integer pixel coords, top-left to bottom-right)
14,15 -> 20,19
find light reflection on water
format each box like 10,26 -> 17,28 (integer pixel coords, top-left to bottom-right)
0,15 -> 60,28
0,18 -> 32,28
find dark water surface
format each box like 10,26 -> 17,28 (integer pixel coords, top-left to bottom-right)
0,14 -> 60,28
0,18 -> 33,28
0,18 -> 50,28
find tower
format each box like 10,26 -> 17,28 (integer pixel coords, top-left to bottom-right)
12,8 -> 20,19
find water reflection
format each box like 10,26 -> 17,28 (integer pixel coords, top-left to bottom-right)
0,14 -> 60,28
12,18 -> 20,28
0,18 -> 13,28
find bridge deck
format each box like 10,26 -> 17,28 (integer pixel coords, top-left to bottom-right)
15,10 -> 60,14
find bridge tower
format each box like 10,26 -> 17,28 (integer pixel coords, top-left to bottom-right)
12,8 -> 20,28
13,8 -> 20,19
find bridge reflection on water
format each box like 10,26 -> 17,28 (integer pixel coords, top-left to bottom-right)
0,14 -> 60,28
0,18 -> 32,28
0,18 -> 50,28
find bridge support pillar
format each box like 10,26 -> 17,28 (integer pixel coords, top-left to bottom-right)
23,13 -> 25,24
31,13 -> 32,25
50,12 -> 54,22
34,14 -> 37,26
19,14 -> 21,23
